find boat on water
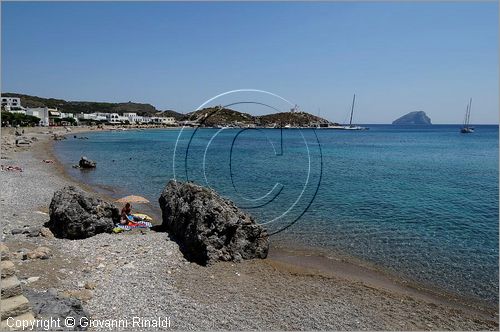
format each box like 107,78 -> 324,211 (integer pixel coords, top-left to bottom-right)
319,94 -> 368,130
460,98 -> 474,134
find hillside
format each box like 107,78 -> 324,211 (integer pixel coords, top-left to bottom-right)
257,112 -> 330,127
185,107 -> 332,127
186,107 -> 254,126
2,93 -> 334,126
158,110 -> 186,120
392,111 -> 432,125
2,93 -> 158,116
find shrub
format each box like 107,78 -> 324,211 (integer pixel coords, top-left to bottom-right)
1,111 -> 41,127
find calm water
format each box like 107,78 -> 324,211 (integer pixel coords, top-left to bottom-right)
54,125 -> 499,305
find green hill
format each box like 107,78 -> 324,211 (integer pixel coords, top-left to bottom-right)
257,111 -> 329,127
1,93 -> 158,116
2,93 -> 334,126
157,109 -> 186,120
186,107 -> 254,126
185,107 -> 331,127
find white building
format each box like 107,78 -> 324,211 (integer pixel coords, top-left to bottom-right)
106,113 -> 128,124
150,117 -> 176,125
25,107 -> 64,126
123,112 -> 147,124
26,108 -> 50,126
76,112 -> 107,122
1,97 -> 24,112
60,112 -> 75,119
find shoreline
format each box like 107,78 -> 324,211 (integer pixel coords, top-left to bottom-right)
267,244 -> 498,319
1,125 -> 498,330
47,127 -> 498,317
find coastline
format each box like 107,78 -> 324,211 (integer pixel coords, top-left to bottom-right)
1,126 -> 498,330
48,126 -> 498,314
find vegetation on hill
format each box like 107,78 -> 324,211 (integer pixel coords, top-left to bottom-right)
257,112 -> 329,127
2,93 -> 158,116
2,93 -> 334,126
186,108 -> 331,127
186,107 -> 254,126
1,111 -> 41,127
157,110 -> 186,120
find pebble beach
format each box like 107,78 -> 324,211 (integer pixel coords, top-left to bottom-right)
1,126 -> 498,330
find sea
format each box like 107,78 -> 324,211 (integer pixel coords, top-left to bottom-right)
54,124 -> 499,306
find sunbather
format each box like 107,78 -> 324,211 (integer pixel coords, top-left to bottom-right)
120,202 -> 132,224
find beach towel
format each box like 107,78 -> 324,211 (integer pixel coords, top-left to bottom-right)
116,220 -> 152,231
131,213 -> 153,222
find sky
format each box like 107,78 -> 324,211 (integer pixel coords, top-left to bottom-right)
1,2 -> 498,124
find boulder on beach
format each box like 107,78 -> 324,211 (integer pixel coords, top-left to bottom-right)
79,156 -> 96,169
25,289 -> 88,331
159,180 -> 269,265
48,186 -> 120,239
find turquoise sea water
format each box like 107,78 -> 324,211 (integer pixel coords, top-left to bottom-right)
54,125 -> 498,305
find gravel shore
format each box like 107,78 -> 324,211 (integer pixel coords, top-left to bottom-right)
1,127 -> 498,330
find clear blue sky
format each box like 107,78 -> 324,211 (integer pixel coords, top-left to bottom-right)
2,2 -> 498,124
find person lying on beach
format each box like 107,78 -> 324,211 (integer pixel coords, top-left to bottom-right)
1,165 -> 23,172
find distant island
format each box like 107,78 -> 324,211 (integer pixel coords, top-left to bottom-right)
392,111 -> 432,125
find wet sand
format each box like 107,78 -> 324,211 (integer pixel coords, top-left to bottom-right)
268,245 -> 498,320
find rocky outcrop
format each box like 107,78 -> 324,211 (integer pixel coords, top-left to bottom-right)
78,157 -> 96,169
48,186 -> 119,239
159,180 -> 269,265
392,111 -> 432,125
25,289 -> 88,331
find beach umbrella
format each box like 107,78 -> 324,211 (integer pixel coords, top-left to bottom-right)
116,195 -> 150,204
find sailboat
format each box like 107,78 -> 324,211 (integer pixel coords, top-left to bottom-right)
328,94 -> 368,130
460,98 -> 474,134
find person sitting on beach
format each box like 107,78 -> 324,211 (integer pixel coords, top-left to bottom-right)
120,202 -> 133,225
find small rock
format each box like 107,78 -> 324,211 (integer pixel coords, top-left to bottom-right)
62,289 -> 94,302
40,227 -> 55,239
79,156 -> 96,169
27,246 -> 52,260
11,229 -> 23,235
27,276 -> 40,284
47,288 -> 59,297
12,248 -> 29,260
84,282 -> 96,290
24,226 -> 41,237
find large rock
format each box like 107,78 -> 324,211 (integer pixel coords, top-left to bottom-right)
159,180 -> 269,265
48,186 -> 119,239
79,156 -> 96,168
25,289 -> 88,331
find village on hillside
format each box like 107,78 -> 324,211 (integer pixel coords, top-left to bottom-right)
1,96 -> 177,127
1,95 -> 333,129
